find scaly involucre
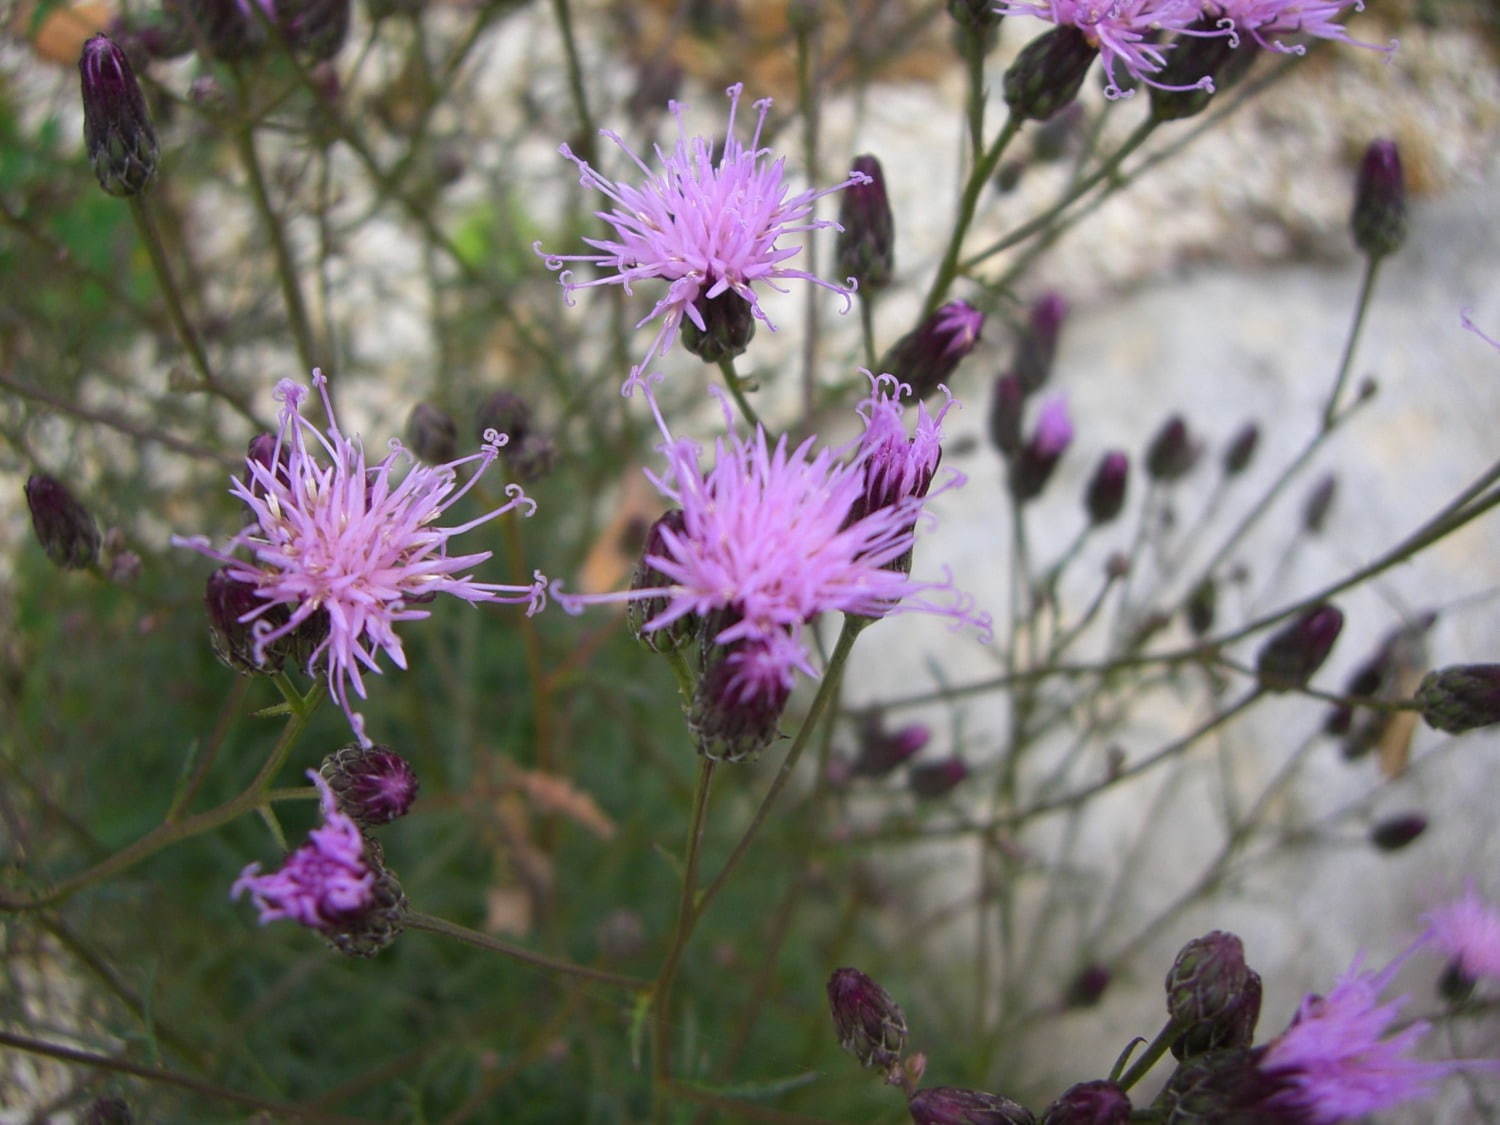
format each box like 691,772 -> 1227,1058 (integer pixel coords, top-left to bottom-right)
175,371 -> 546,744
536,83 -> 870,384
561,373 -> 989,702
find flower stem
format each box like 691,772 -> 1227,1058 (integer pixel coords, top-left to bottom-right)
651,757 -> 718,1117
550,0 -> 597,164
1321,253 -> 1382,429
1116,1019 -> 1181,1092
719,356 -> 765,431
404,910 -> 648,991
858,294 -> 878,369
922,111 -> 1021,315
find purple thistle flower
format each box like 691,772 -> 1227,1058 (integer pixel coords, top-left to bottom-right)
175,371 -> 547,745
1206,1 -> 1397,56
232,770 -> 374,929
994,0 -> 1220,99
535,84 -> 870,385
1423,884 -> 1500,984
558,373 -> 990,695
1258,946 -> 1474,1122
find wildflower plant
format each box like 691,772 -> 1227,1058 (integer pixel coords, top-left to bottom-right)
3,1 -> 1500,1122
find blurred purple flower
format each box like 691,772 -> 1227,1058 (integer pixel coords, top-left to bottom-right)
232,771 -> 373,929
1207,1 -> 1396,55
1423,884 -> 1500,984
536,83 -> 868,385
175,371 -> 546,744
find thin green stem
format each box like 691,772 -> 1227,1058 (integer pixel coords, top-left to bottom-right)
1117,1020 -> 1180,1092
795,13 -> 823,419
718,356 -> 764,431
651,757 -> 718,1117
232,123 -> 319,374
1321,254 -> 1382,429
404,911 -> 648,990
127,196 -> 261,428
858,294 -> 878,369
550,0 -> 596,164
962,30 -> 987,160
922,112 -> 1022,314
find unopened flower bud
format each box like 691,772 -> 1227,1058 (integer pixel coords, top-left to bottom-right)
1152,1048 -> 1286,1121
320,744 -> 419,827
881,300 -> 985,401
1255,604 -> 1343,690
181,0 -> 266,61
989,372 -> 1026,456
628,57 -> 684,121
909,1087 -> 1036,1125
79,35 -> 158,198
836,154 -> 895,293
25,474 -> 101,569
1439,959 -> 1477,1005
1010,395 -> 1073,502
1351,139 -> 1406,260
909,756 -> 969,799
628,511 -> 696,654
1065,963 -> 1112,1008
276,0 -> 351,59
82,1097 -> 133,1125
112,6 -> 194,62
853,720 -> 931,778
1004,26 -> 1098,123
1301,473 -> 1337,534
682,290 -> 757,364
1145,415 -> 1199,482
1416,664 -> 1500,734
1166,931 -> 1262,1059
947,0 -> 1004,35
1085,451 -> 1129,525
1186,577 -> 1216,638
204,566 -> 328,675
1014,292 -> 1068,393
1040,1080 -> 1131,1125
1221,422 -> 1259,477
690,637 -> 792,763
405,402 -> 457,464
477,390 -> 532,445
827,967 -> 908,1072
1370,812 -> 1427,851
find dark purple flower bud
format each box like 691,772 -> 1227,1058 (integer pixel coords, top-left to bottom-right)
1370,812 -> 1427,851
1145,415 -> 1199,482
1186,577 -> 1216,638
682,290 -> 757,364
204,566 -> 328,675
82,1097 -> 133,1125
1301,473 -> 1338,534
853,720 -> 931,778
1417,664 -> 1500,734
1255,604 -> 1343,691
1010,396 -> 1073,502
1040,1080 -> 1131,1125
837,154 -> 895,293
947,0 -> 1004,35
275,0 -> 351,59
882,300 -> 985,401
628,510 -> 696,654
1148,19 -> 1256,123
1065,963 -> 1112,1008
988,372 -> 1026,457
79,35 -> 158,198
1014,292 -> 1068,393
909,1086 -> 1036,1125
1351,139 -> 1406,260
1221,422 -> 1259,477
1152,1048 -> 1292,1122
405,402 -> 457,464
1439,958 -> 1477,1005
1166,931 -> 1262,1059
320,744 -> 420,827
1003,26 -> 1099,123
243,432 -> 288,505
180,0 -> 266,61
827,967 -> 908,1073
111,6 -> 195,62
909,756 -> 969,799
26,474 -> 101,570
690,636 -> 793,763
1084,451 -> 1130,525
627,56 -> 684,121
477,389 -> 532,447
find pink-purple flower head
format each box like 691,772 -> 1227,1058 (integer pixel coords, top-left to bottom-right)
1258,946 -> 1473,1122
535,83 -> 871,387
1205,1 -> 1397,56
175,371 -> 547,745
1424,884 -> 1500,984
558,373 -> 990,700
851,372 -> 956,521
232,770 -> 374,930
995,0 -> 1221,99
